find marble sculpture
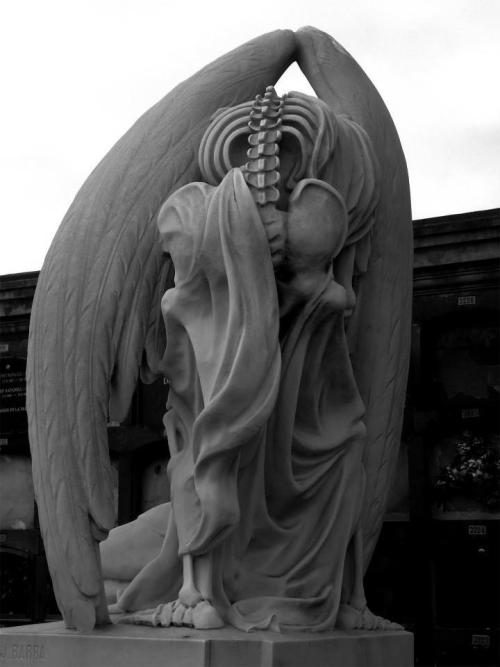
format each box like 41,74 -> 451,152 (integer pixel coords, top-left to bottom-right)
27,27 -> 412,633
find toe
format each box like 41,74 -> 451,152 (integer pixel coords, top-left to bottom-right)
172,602 -> 187,626
158,602 -> 173,627
183,606 -> 194,627
121,608 -> 157,626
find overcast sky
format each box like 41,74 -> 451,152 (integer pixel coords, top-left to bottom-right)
1,0 -> 499,275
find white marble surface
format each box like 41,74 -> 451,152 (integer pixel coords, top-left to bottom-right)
0,620 -> 414,667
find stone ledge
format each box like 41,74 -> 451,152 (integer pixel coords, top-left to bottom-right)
0,620 -> 413,667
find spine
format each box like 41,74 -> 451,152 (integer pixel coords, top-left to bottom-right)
243,86 -> 285,266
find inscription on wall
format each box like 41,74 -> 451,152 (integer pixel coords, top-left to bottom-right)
0,339 -> 28,437
457,295 -> 476,306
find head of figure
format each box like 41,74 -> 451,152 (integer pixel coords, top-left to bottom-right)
199,86 -> 380,270
199,87 -> 336,208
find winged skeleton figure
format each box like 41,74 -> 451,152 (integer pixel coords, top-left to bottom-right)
27,27 -> 412,633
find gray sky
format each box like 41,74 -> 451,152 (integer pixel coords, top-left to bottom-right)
1,0 -> 499,274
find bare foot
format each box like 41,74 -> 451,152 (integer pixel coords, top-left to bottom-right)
119,552 -> 224,629
336,603 -> 404,631
121,598 -> 224,629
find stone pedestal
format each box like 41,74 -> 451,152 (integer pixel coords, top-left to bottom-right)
0,621 -> 413,667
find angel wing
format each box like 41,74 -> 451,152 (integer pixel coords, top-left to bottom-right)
296,27 -> 413,567
26,30 -> 296,631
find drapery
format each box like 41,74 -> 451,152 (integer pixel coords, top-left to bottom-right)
120,167 -> 367,631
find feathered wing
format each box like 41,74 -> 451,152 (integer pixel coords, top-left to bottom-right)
295,27 -> 413,567
26,30 -> 296,631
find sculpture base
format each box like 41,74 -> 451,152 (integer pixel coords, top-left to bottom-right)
0,620 -> 413,667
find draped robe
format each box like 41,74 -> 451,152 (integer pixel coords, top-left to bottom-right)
114,167 -> 367,631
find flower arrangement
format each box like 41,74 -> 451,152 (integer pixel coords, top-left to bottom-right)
434,431 -> 500,511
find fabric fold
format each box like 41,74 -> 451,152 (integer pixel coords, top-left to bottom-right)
120,165 -> 369,631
